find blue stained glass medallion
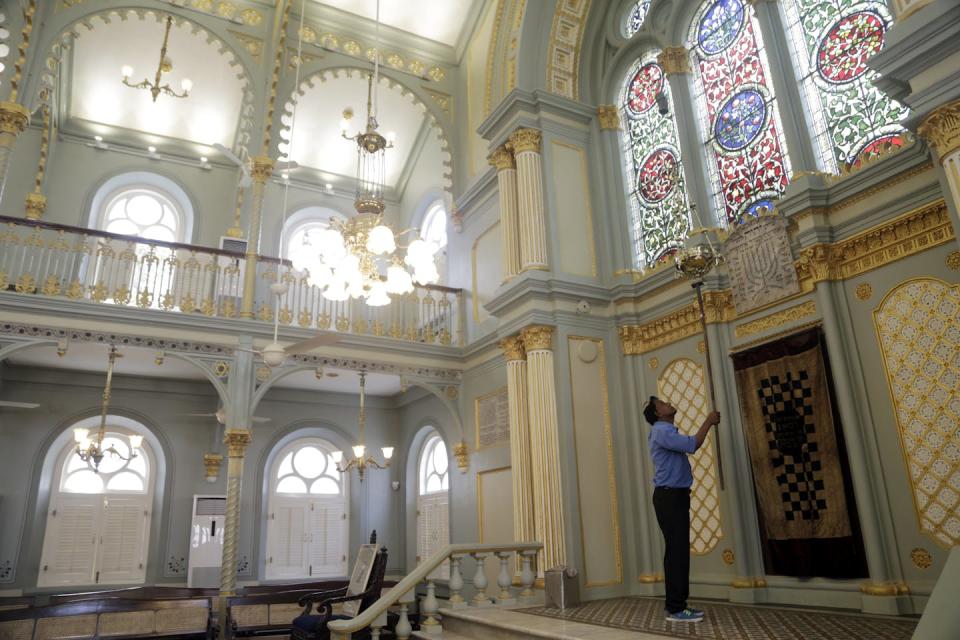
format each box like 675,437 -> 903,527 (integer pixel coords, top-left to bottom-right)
698,0 -> 745,55
714,89 -> 766,151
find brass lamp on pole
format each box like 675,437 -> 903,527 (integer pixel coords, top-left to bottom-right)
674,206 -> 726,490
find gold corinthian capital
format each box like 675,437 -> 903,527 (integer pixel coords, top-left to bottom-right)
918,99 -> 960,161
0,102 -> 29,136
487,146 -> 515,171
508,128 -> 542,154
597,105 -> 621,130
224,428 -> 252,457
249,156 -> 276,183
521,325 -> 554,351
499,335 -> 527,361
657,47 -> 692,75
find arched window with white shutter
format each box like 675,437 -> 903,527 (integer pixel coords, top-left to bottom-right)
417,431 -> 449,579
265,438 -> 349,580
38,423 -> 156,587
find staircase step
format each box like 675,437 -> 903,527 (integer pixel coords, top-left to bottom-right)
412,632 -> 470,640
435,605 -> 664,639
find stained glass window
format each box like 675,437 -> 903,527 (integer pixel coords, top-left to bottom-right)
618,51 -> 691,267
690,0 -> 791,223
781,0 -> 909,172
624,1 -> 651,37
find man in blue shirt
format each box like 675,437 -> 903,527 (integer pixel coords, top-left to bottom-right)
645,395 -> 720,623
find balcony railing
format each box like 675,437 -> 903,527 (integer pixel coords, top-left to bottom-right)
0,216 -> 464,346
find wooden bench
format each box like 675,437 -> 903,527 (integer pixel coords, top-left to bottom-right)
0,597 -> 214,640
241,581 -> 349,596
49,587 -> 219,605
0,597 -> 35,611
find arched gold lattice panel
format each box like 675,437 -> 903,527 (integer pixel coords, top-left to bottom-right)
875,278 -> 960,547
658,358 -> 723,554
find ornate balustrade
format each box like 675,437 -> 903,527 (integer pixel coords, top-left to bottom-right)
0,216 -> 464,346
328,542 -> 542,638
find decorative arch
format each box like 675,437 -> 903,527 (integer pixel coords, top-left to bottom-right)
87,171 -> 195,244
279,66 -> 453,196
657,358 -> 723,555
874,278 -> 960,547
27,8 -> 255,148
545,0 -> 593,99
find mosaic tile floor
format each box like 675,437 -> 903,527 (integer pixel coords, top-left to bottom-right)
519,597 -> 918,640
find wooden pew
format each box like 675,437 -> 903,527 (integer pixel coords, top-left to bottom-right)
242,581 -> 348,596
0,597 -> 215,639
0,596 -> 35,611
49,586 -> 218,605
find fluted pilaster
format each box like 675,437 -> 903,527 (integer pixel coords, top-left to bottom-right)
520,325 -> 565,573
489,147 -> 521,279
919,100 -> 960,247
0,102 -> 29,205
240,156 -> 274,318
509,129 -> 549,271
500,336 -> 535,549
220,428 -> 251,598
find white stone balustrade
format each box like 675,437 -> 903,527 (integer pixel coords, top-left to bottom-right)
448,554 -> 466,608
496,552 -> 517,604
471,552 -> 491,606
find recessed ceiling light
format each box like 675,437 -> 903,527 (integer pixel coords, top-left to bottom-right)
325,183 -> 333,191
200,156 -> 208,163
281,172 -> 289,180
94,135 -> 103,142
148,146 -> 157,153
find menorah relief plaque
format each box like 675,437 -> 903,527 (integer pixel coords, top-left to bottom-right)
724,215 -> 799,314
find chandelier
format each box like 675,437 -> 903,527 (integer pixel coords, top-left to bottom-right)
332,371 -> 393,482
289,0 -> 440,306
73,346 -> 143,472
121,15 -> 192,102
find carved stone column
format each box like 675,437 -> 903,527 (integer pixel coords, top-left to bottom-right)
220,428 -> 252,598
656,48 -> 717,224
918,100 -> 960,247
499,336 -> 535,548
488,147 -> 521,279
240,157 -> 274,318
520,325 -> 565,572
0,102 -> 29,205
508,129 -> 549,271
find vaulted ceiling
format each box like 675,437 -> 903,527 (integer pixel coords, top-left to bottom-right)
314,0 -> 480,47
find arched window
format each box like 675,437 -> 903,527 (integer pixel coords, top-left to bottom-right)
781,0 -> 909,172
100,189 -> 182,243
689,0 -> 791,223
38,426 -> 155,587
282,206 -> 346,271
265,438 -> 348,580
618,51 -> 691,268
624,1 -> 652,37
417,432 -> 449,579
420,201 -> 448,249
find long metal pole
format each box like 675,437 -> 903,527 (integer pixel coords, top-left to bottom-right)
693,281 -> 725,490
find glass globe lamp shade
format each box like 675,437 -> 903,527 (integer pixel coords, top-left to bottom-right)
414,263 -> 440,285
352,445 -> 366,458
381,447 -> 394,460
386,264 -> 414,294
405,239 -> 430,262
74,427 -> 90,444
317,229 -> 346,264
366,282 -> 391,307
180,78 -> 193,93
366,225 -> 396,255
331,450 -> 344,464
121,65 -> 134,79
128,434 -> 144,451
322,279 -> 349,301
306,262 -> 332,289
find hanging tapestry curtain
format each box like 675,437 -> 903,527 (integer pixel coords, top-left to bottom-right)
732,328 -> 867,578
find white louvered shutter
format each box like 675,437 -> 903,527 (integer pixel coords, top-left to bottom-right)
96,497 -> 149,584
308,499 -> 347,578
37,498 -> 99,587
267,503 -> 306,579
417,494 -> 449,580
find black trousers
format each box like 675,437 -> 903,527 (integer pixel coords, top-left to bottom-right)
652,486 -> 691,614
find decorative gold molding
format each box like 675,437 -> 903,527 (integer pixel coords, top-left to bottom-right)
947,251 -> 960,271
619,306 -> 700,356
508,128 -> 542,154
911,547 -> 933,569
424,88 -> 452,118
702,290 -> 735,323
793,162 -> 933,222
546,0 -> 590,100
228,30 -> 264,61
860,581 -> 907,596
250,156 -> 275,183
648,357 -> 658,369
223,428 -> 252,457
734,301 -> 818,339
24,193 -> 46,221
487,146 -> 515,171
637,573 -> 664,583
732,577 -> 767,588
918,99 -> 960,161
855,283 -> 873,300
453,441 -> 469,472
499,335 -> 526,361
203,453 -> 223,480
730,320 -> 822,354
657,47 -> 691,75
597,105 -> 620,130
0,102 -> 29,136
721,549 -> 734,565
521,324 -> 554,351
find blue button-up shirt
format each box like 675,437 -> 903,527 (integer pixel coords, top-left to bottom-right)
649,420 -> 696,488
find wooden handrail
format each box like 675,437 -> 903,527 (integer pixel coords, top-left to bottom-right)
0,214 -> 289,265
327,542 -> 542,634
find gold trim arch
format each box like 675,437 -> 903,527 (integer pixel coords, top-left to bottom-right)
874,278 -> 960,547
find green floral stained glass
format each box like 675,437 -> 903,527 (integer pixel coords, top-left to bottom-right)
619,51 -> 691,267
782,0 -> 909,171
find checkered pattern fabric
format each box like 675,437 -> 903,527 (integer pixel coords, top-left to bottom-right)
757,371 -> 825,522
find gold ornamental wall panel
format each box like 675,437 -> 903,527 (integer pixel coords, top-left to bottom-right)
658,359 -> 723,555
874,278 -> 960,547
